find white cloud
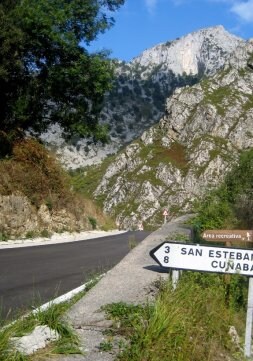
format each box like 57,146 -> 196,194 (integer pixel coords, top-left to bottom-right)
144,0 -> 158,13
195,0 -> 253,23
231,0 -> 253,22
146,0 -> 253,23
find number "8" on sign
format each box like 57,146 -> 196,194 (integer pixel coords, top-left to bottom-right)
164,245 -> 170,264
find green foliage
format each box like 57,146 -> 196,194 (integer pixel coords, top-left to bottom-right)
227,149 -> 253,228
0,0 -> 124,153
35,303 -> 81,354
128,235 -> 137,250
99,340 -> 113,351
0,274 -> 102,359
138,140 -> 189,172
0,333 -> 27,361
242,94 -> 253,112
40,229 -> 51,238
0,231 -> 8,242
193,188 -> 234,231
25,231 -> 37,239
102,302 -> 151,335
70,154 -> 116,201
205,86 -> 234,115
228,274 -> 248,311
115,273 -> 245,361
200,72 -> 243,116
192,148 -> 253,232
225,149 -> 253,203
88,216 -> 97,230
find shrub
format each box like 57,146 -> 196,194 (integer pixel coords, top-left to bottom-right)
88,217 -> 97,230
192,148 -> 253,231
0,232 -> 8,242
0,138 -> 116,233
0,138 -> 71,209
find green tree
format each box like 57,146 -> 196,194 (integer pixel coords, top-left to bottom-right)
0,0 -> 124,154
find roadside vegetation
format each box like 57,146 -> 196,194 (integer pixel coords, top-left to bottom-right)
0,138 -> 116,239
1,149 -> 252,360
0,276 -> 100,360
96,149 -> 253,361
0,0 -> 124,238
192,148 -> 253,233
102,274 -> 246,361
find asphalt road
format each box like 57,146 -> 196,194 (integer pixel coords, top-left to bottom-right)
0,231 -> 150,320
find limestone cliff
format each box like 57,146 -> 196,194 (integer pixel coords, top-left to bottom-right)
41,26 -> 245,169
92,40 -> 253,229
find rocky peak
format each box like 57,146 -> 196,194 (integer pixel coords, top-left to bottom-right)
92,40 -> 253,229
131,25 -> 244,76
41,27 -> 246,170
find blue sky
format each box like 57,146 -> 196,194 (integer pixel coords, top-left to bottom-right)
89,0 -> 253,61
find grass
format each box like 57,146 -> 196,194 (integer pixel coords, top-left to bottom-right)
0,274 -> 101,360
0,305 -> 79,360
200,74 -> 243,117
166,232 -> 189,242
99,340 -> 113,352
102,302 -> 152,338
101,273 -> 246,361
128,234 -> 138,250
70,153 -> 116,200
138,140 -> 189,173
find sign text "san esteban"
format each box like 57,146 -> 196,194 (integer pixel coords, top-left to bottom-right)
150,242 -> 253,276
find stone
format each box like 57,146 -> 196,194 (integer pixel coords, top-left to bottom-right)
12,325 -> 59,355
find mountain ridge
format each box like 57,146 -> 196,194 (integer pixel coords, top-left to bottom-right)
40,26 -> 245,169
131,25 -> 243,75
89,39 -> 253,229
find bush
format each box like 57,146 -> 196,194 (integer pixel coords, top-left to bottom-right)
0,138 -> 71,209
0,232 -> 8,242
192,149 -> 253,231
0,138 -> 116,233
88,217 -> 97,230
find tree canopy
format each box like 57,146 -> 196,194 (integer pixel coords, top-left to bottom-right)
0,0 -> 124,153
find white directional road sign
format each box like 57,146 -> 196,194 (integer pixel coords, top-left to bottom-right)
150,242 -> 253,276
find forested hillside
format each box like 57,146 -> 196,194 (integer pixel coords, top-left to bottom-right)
0,0 -> 124,238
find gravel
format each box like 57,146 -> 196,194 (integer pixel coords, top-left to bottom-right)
44,214 -> 193,361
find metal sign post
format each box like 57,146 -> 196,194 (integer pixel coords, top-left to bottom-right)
245,277 -> 253,358
150,241 -> 253,357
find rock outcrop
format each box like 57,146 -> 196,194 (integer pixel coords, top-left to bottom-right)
40,26 -> 245,169
93,40 -> 253,229
0,193 -> 91,239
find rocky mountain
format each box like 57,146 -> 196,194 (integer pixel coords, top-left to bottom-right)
86,39 -> 253,229
41,26 -> 245,169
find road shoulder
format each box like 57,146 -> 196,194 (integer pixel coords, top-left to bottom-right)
47,215 -> 193,361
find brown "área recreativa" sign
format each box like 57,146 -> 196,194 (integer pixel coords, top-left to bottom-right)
201,230 -> 253,243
